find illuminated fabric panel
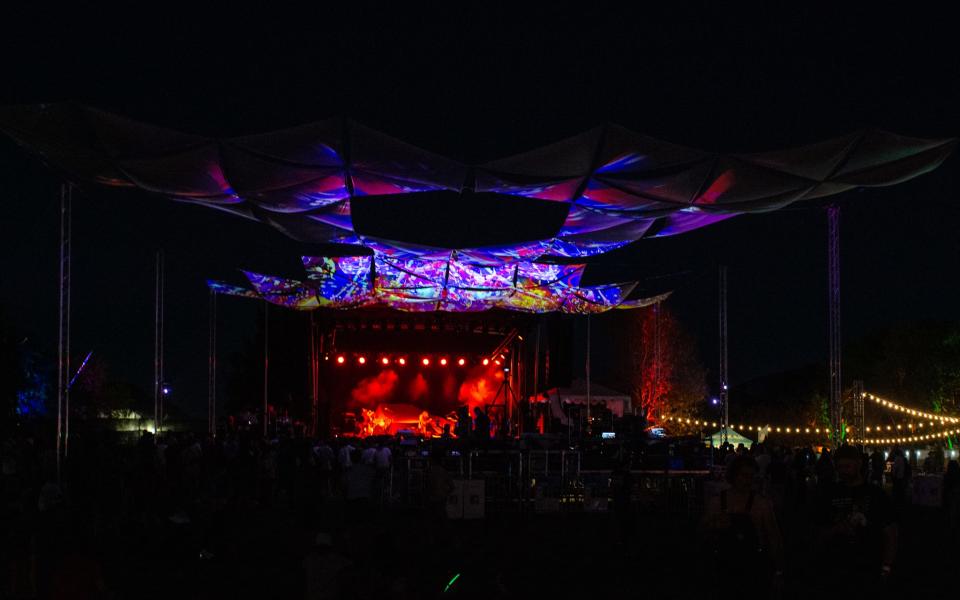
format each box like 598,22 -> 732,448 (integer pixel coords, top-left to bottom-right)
446,260 -> 516,290
206,281 -> 259,298
617,291 -> 673,309
4,105 -> 951,262
560,282 -> 638,314
214,253 -> 644,313
301,256 -> 373,307
243,271 -> 319,309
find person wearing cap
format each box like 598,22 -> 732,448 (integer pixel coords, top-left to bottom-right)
816,444 -> 897,593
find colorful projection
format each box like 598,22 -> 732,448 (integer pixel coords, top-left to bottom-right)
2,104 -> 953,264
208,253 -> 655,314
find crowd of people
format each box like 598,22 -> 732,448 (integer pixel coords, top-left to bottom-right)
1,425 -> 959,598
699,441 -> 960,597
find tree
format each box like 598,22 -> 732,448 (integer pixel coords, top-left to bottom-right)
617,303 -> 707,424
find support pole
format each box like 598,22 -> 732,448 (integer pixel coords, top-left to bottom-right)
263,302 -> 269,437
654,301 -> 661,421
828,206 -> 843,445
154,250 -> 164,437
585,314 -> 591,438
56,184 -> 72,480
852,380 -> 864,443
533,320 -> 541,432
309,312 -> 318,437
719,266 -> 729,444
208,290 -> 217,437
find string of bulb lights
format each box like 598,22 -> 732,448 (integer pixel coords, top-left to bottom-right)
849,428 -> 960,446
328,354 -> 504,367
865,392 -> 959,424
664,391 -> 959,443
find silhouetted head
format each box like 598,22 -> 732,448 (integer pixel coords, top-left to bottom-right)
834,445 -> 863,484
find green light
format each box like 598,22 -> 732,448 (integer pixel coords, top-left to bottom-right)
443,573 -> 461,593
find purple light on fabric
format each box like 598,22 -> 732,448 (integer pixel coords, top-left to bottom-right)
653,210 -> 738,237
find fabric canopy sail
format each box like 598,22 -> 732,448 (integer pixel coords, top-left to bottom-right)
208,254 -> 671,314
1,103 -> 953,313
1,103 -> 954,265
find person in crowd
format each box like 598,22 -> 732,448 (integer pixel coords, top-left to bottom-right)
755,443 -> 772,481
815,447 -> 836,489
943,460 -> 960,542
815,445 -> 897,594
869,447 -> 885,486
361,441 -> 377,466
312,439 -> 334,497
375,441 -> 393,505
425,451 -> 455,524
610,453 -> 636,547
473,407 -> 491,441
454,406 -> 472,439
344,447 -> 376,522
890,446 -> 910,511
702,454 -> 784,597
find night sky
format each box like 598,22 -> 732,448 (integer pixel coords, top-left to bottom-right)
1,5 -> 957,416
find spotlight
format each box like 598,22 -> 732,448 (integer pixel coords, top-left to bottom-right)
337,356 -> 346,365
458,358 -> 466,366
398,357 -> 406,366
494,359 -> 501,366
482,358 -> 490,366
422,357 -> 430,366
381,357 -> 390,365
711,398 -> 719,405
358,356 -> 366,365
440,358 -> 448,366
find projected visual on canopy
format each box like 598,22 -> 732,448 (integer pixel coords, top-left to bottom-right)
209,253 -> 654,313
2,104 -> 952,264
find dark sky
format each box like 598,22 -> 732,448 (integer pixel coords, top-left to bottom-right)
1,5 -> 958,414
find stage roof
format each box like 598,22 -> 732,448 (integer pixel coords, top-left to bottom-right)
2,103 -> 954,264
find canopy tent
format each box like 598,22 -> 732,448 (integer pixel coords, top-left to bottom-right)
1,103 -> 954,265
544,379 -> 632,421
208,254 -> 671,313
706,428 -> 755,448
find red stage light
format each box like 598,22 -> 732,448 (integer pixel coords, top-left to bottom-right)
458,358 -> 466,366
381,357 -> 390,365
440,358 -> 448,366
336,356 -> 346,364
494,359 -> 501,366
422,357 -> 430,366
482,358 -> 489,366
358,356 -> 366,365
398,357 -> 406,365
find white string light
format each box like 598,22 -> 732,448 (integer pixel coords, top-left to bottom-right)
865,393 -> 959,424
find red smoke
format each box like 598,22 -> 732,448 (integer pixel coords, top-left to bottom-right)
351,370 -> 399,407
409,373 -> 428,401
458,366 -> 503,411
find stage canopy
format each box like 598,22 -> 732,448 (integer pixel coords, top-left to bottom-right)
1,103 -> 954,264
208,254 -> 671,313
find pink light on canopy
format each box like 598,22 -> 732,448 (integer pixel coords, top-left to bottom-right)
1,104 -> 953,264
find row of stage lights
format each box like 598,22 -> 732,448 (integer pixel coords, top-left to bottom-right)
329,355 -> 503,367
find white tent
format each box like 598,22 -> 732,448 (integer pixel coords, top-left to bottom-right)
706,428 -> 754,448
544,379 -> 632,424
